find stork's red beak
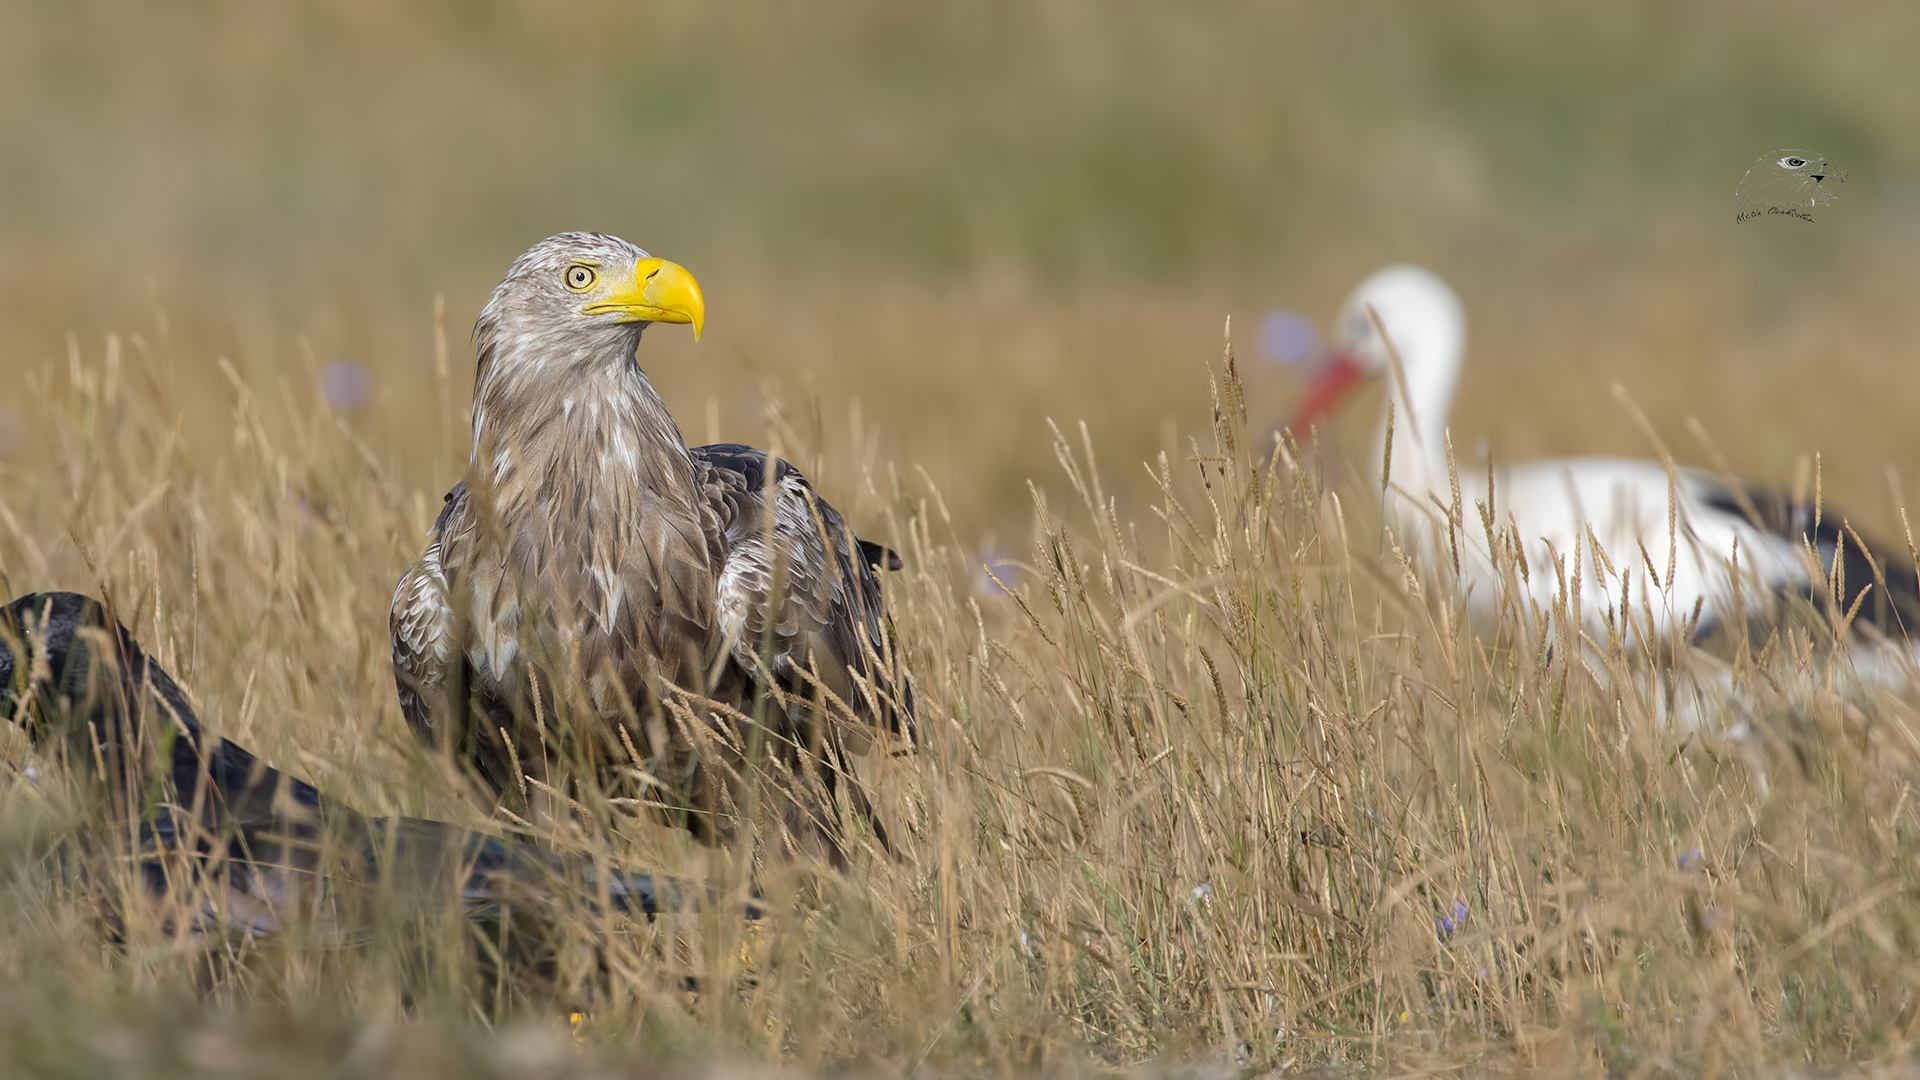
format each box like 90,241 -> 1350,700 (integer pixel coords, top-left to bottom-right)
1288,351 -> 1367,436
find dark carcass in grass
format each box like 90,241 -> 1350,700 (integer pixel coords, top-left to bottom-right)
0,591 -> 752,990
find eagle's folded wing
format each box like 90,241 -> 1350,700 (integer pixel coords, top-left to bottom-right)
391,481 -> 475,748
693,444 -> 912,751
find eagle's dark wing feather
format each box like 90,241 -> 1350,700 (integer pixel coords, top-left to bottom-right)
391,482 -> 473,749
692,444 -> 913,862
390,482 -> 527,802
858,539 -> 904,572
693,443 -> 913,748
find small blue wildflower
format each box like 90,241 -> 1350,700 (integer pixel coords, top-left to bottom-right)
1259,310 -> 1321,369
1678,846 -> 1704,873
977,547 -> 1021,594
320,361 -> 371,411
1435,899 -> 1469,941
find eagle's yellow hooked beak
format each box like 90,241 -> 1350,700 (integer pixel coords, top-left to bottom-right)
583,257 -> 706,340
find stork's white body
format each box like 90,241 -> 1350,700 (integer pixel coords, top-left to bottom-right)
1326,266 -> 1820,648
1389,453 -> 1811,644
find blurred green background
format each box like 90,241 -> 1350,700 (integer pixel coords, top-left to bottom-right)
3,0 -> 1918,537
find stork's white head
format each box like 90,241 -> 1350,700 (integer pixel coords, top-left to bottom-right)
1290,266 -> 1466,437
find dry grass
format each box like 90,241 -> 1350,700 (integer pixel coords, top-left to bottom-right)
7,2 -> 1920,1074
4,322 -> 1920,1077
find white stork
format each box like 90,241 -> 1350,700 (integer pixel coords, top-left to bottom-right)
1289,266 -> 1918,656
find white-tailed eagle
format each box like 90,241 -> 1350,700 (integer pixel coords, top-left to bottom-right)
390,233 -> 911,864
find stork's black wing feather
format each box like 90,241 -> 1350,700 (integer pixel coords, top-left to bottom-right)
1695,483 -> 1920,635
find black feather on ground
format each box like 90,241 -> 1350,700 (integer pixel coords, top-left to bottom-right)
0,591 -> 752,960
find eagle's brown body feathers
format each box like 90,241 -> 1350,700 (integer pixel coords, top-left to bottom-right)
390,233 -> 909,863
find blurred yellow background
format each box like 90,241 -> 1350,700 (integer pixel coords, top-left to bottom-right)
3,0 -> 1918,542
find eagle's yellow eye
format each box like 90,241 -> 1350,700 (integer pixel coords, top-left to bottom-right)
565,265 -> 597,291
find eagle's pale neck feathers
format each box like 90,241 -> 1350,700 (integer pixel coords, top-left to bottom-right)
467,308 -> 698,519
